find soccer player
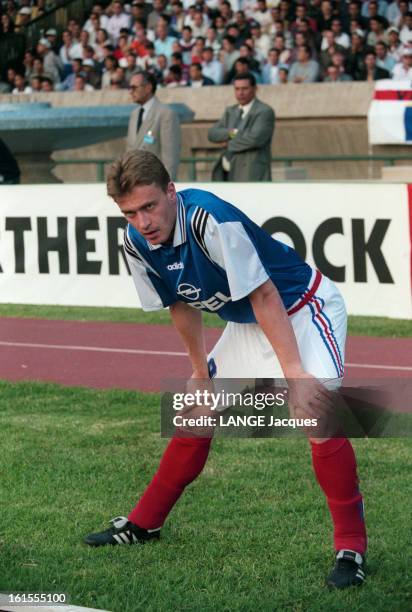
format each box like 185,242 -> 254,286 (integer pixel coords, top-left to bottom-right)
84,150 -> 367,589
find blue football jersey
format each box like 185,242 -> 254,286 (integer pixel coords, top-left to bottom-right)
124,188 -> 313,324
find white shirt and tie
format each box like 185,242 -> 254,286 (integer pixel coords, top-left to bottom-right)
222,99 -> 255,172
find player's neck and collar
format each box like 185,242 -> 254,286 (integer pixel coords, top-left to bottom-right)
146,192 -> 187,251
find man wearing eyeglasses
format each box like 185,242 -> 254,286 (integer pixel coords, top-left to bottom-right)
127,71 -> 181,180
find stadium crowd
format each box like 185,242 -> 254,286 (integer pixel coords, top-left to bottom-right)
1,0 -> 412,93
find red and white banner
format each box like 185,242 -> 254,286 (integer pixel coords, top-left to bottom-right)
368,80 -> 412,144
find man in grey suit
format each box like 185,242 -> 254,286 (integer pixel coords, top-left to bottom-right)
127,71 -> 181,180
208,73 -> 275,182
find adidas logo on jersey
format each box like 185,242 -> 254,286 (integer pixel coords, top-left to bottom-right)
167,262 -> 184,271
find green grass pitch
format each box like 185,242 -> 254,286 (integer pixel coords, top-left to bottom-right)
0,381 -> 411,612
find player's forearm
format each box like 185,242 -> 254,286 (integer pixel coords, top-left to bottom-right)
169,302 -> 209,376
249,280 -> 304,379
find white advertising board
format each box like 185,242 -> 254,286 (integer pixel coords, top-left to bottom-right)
0,182 -> 410,318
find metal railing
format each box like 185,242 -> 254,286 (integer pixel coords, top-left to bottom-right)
22,0 -> 95,50
52,155 -> 412,182
0,33 -> 26,75
0,0 -> 95,73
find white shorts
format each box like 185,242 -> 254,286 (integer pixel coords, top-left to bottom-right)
207,275 -> 347,388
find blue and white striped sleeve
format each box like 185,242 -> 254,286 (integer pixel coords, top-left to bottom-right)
191,208 -> 269,301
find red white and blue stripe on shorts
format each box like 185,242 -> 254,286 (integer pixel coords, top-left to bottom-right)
308,294 -> 344,379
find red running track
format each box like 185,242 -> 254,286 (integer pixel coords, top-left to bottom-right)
0,317 -> 411,392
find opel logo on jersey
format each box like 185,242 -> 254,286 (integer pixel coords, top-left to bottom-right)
177,283 -> 201,300
167,262 -> 184,271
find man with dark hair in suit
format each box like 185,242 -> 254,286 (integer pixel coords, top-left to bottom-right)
126,70 -> 181,180
208,73 -> 275,182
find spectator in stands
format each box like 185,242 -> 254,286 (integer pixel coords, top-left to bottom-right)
191,36 -> 206,63
114,33 -> 131,60
1,14 -> 15,34
262,48 -> 281,84
396,1 -> 412,29
218,1 -> 233,25
170,1 -> 185,32
154,20 -> 175,59
367,17 -> 387,46
154,53 -> 169,82
82,58 -> 101,89
67,18 -> 81,44
392,46 -> 412,77
84,5 -> 109,32
362,0 -> 389,25
71,30 -> 93,60
165,64 -> 187,86
23,50 -> 35,81
93,28 -> 110,62
12,73 -> 31,94
14,6 -> 32,31
74,74 -> 94,91
101,55 -> 119,88
221,35 -> 240,75
187,61 -> 214,86
179,26 -> 196,63
147,0 -> 165,32
342,1 -> 369,32
5,0 -> 18,24
375,40 -> 397,72
278,64 -> 289,83
168,50 -> 189,81
288,44 -> 320,82
225,55 -> 262,84
317,0 -> 335,31
253,0 -> 274,35
346,30 -> 368,79
107,1 -> 131,45
32,57 -> 45,80
250,21 -> 271,57
399,11 -> 412,43
45,28 -> 59,53
124,52 -> 138,83
273,33 -> 292,65
191,9 -> 209,38
202,46 -> 224,84
57,58 -> 84,90
59,30 -> 76,70
331,18 -> 351,48
110,71 -> 126,89
208,72 -> 275,181
36,38 -> 62,83
41,76 -> 54,92
84,12 -> 101,46
136,42 -> 159,72
129,1 -> 146,26
126,70 -> 181,179
359,50 -> 391,79
214,14 -> 227,44
30,75 -> 42,92
387,26 -> 405,60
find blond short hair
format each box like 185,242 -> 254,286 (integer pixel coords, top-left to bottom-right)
106,150 -> 170,199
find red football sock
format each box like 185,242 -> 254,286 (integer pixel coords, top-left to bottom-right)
128,435 -> 212,529
310,437 -> 367,554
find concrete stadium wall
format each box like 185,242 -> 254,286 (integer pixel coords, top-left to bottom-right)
1,82 -> 410,182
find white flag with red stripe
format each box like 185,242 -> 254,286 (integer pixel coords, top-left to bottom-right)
368,80 -> 412,144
